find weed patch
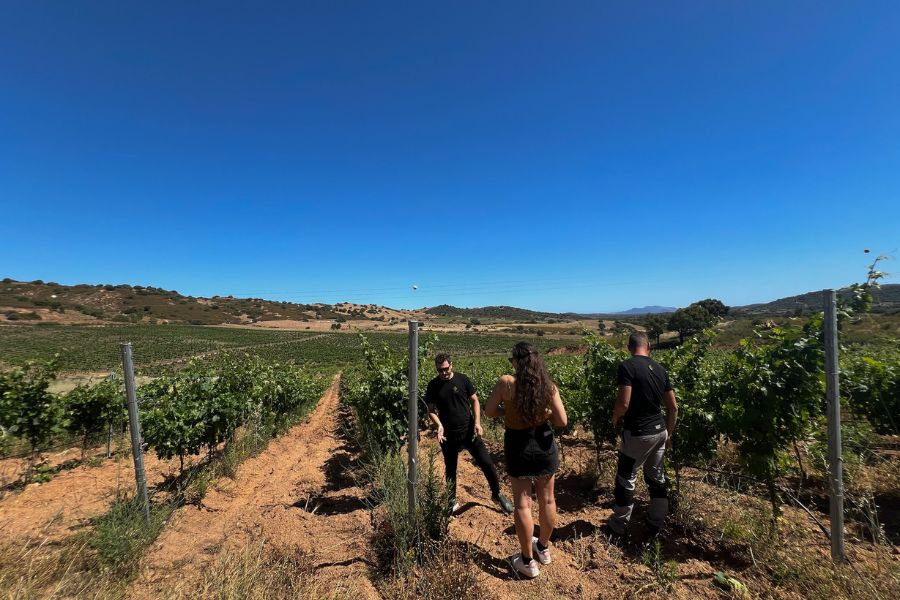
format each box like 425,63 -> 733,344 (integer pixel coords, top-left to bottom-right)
87,494 -> 173,576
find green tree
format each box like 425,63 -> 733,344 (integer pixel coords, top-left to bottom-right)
667,298 -> 729,344
643,315 -> 667,345
667,305 -> 713,344
695,298 -> 729,318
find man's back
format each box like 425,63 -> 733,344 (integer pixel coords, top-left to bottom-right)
617,356 -> 671,436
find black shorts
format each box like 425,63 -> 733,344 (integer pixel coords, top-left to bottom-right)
504,423 -> 559,479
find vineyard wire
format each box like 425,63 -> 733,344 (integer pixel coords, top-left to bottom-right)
684,465 -> 885,600
692,461 -> 889,549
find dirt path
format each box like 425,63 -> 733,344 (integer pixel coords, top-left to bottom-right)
129,374 -> 379,599
443,437 -> 723,599
0,447 -> 188,542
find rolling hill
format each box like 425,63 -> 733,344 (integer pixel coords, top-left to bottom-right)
423,304 -> 581,322
732,284 -> 900,316
0,279 -> 401,325
3,277 -> 897,327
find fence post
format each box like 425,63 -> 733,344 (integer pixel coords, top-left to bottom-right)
106,372 -> 115,459
408,320 -> 419,517
823,290 -> 845,562
106,421 -> 113,459
121,343 -> 151,525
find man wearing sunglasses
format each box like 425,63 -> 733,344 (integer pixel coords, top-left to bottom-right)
426,353 -> 513,515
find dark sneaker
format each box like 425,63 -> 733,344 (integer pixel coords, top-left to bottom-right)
644,520 -> 663,541
601,522 -> 627,540
492,493 -> 513,515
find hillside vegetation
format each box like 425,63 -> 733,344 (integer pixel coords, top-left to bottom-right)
3,278 -> 898,331
423,304 -> 580,321
0,279 -> 401,325
733,283 -> 900,316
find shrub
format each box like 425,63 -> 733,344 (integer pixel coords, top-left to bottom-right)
64,376 -> 127,457
0,359 -> 64,457
369,448 -> 450,575
88,494 -> 172,576
582,333 -> 627,449
341,334 -> 433,455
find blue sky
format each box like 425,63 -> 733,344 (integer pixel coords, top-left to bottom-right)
1,2 -> 898,312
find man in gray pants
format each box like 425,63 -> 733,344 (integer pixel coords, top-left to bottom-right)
607,332 -> 678,536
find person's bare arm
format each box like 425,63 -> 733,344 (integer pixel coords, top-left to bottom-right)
485,375 -> 511,418
611,385 -> 631,427
548,385 -> 567,428
470,393 -> 483,437
663,389 -> 678,448
427,405 -> 446,443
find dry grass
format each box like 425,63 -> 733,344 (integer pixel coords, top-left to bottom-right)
159,539 -> 356,600
674,472 -> 900,600
378,541 -> 484,600
559,530 -> 619,572
0,537 -> 126,599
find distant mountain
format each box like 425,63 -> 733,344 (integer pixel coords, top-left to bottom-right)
616,306 -> 677,315
732,283 -> 900,316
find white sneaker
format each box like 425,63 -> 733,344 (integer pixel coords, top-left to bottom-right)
450,501 -> 460,513
532,537 -> 551,565
511,554 -> 540,578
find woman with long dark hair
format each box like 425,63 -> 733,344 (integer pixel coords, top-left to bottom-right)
485,342 -> 567,579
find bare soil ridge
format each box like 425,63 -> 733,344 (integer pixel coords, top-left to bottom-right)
129,374 -> 378,599
0,447 -> 191,542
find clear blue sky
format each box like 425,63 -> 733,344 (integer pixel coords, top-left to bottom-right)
1,2 -> 898,313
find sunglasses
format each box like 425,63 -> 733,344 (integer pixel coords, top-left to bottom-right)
437,366 -> 451,373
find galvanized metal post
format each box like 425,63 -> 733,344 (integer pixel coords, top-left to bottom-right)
106,372 -> 115,459
106,421 -> 113,459
824,290 -> 845,561
407,320 -> 419,517
121,343 -> 151,525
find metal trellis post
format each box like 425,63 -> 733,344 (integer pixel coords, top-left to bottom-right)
823,290 -> 845,561
121,342 -> 151,525
408,320 -> 419,517
106,372 -> 115,458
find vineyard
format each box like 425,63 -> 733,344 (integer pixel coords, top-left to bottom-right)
1,291 -> 899,598
336,289 -> 900,597
0,325 -> 556,374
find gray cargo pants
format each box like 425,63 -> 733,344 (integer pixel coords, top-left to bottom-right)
607,429 -> 668,534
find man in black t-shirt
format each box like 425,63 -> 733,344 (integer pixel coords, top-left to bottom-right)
607,332 -> 678,536
426,353 -> 513,515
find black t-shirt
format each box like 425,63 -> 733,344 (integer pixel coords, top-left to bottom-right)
617,356 -> 672,435
425,373 -> 476,435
